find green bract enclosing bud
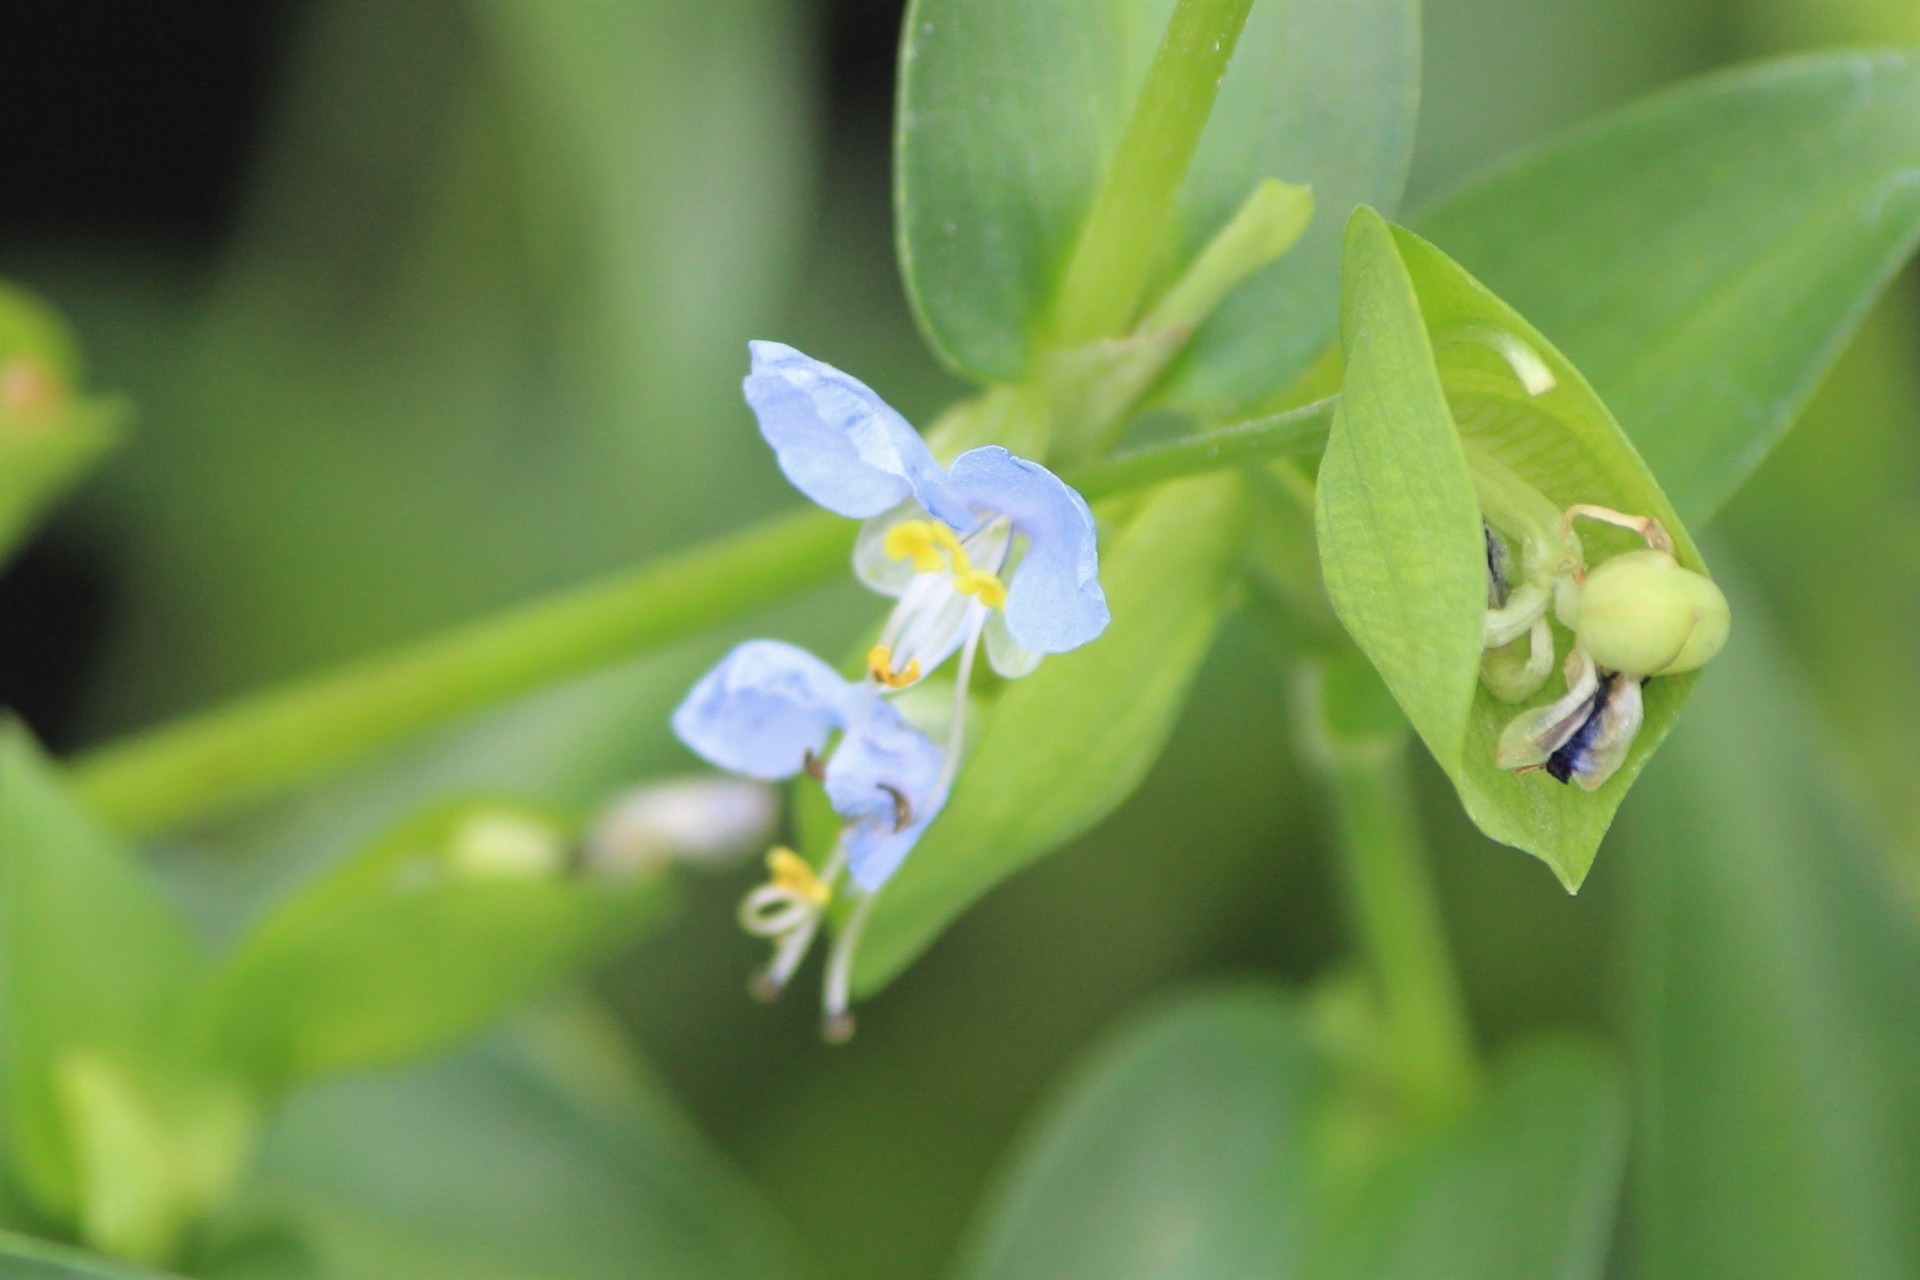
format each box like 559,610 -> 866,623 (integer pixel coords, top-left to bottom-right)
1574,549 -> 1730,677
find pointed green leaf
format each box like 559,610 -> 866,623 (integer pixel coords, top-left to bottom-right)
958,989 -> 1322,1280
1619,603 -> 1920,1279
1416,49 -> 1920,523
1314,210 -> 1485,784
896,0 -> 1415,397
852,472 -> 1248,992
192,801 -> 667,1095
1318,211 -> 1713,888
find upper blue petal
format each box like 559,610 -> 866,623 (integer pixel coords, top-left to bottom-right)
672,640 -> 856,780
744,342 -> 965,523
947,447 -> 1110,653
823,693 -> 948,891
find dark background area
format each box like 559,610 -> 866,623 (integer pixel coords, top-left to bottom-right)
0,0 -> 900,749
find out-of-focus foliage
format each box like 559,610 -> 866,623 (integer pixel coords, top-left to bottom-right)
2,0 -> 1918,1278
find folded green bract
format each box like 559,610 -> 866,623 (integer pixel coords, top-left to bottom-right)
1317,209 -> 1712,889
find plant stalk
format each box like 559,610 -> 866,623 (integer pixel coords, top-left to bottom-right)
1319,719 -> 1479,1115
72,508 -> 853,835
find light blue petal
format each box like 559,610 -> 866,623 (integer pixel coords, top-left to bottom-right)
744,342 -> 963,521
947,447 -> 1109,653
823,693 -> 949,890
671,640 -> 855,780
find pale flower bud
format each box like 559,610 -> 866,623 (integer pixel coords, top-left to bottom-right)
1573,549 -> 1730,677
584,776 -> 779,880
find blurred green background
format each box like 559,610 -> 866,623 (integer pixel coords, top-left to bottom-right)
2,1 -> 1917,1277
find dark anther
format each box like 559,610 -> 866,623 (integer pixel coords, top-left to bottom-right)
802,749 -> 827,781
878,783 -> 912,833
1484,521 -> 1512,608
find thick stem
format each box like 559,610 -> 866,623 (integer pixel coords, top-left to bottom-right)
1318,713 -> 1479,1115
1046,0 -> 1256,344
69,401 -> 1334,838
72,507 -> 853,835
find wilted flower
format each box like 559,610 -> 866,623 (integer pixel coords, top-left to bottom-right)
1496,648 -> 1644,789
1486,500 -> 1729,790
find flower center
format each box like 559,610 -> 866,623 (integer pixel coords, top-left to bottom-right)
866,517 -> 1012,688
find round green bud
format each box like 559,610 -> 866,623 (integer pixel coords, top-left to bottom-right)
1573,549 -> 1730,677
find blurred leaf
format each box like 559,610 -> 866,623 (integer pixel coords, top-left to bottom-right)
1416,48 -> 1920,523
854,472 -> 1249,993
0,723 -> 202,1221
957,992 -> 1625,1280
1305,1036 -> 1626,1280
0,1231 -> 183,1279
1619,596 -> 1920,1279
191,801 -> 667,1094
1318,212 -> 1708,888
235,1006 -> 809,1280
0,282 -> 123,567
1155,0 -> 1417,415
896,0 -> 1415,403
957,989 -> 1322,1280
85,0 -> 816,725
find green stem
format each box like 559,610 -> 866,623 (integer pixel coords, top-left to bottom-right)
1047,0 -> 1256,344
72,507 -> 853,836
1071,396 -> 1334,501
1319,719 -> 1479,1115
70,402 -> 1334,838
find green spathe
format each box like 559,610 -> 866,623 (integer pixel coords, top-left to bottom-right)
1317,208 -> 1718,890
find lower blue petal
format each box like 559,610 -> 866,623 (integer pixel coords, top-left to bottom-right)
823,692 -> 948,890
672,640 -> 855,780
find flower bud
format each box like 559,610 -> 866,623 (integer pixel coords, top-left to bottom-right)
1573,549 -> 1729,677
584,776 -> 779,881
445,809 -> 569,880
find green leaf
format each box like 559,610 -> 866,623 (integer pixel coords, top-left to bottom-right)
1154,0 -> 1417,415
853,471 -> 1249,993
234,1006 -> 809,1280
1305,1037 -> 1626,1280
191,801 -> 669,1095
0,723 -> 204,1226
0,283 -> 123,566
0,1231 -> 184,1280
1317,210 -> 1710,888
957,992 -> 1626,1280
1618,599 -> 1920,1279
957,989 -> 1323,1280
1415,49 -> 1920,524
896,0 -> 1415,399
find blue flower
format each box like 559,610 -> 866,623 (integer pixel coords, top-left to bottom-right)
745,342 -> 1109,690
673,639 -> 951,1038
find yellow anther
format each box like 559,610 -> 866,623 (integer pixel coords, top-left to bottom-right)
883,520 -> 946,573
953,568 -> 1007,609
765,846 -> 832,906
867,644 -> 922,689
883,518 -> 977,576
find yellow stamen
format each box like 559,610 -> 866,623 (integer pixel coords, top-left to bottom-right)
953,568 -> 1007,609
882,520 -> 947,573
866,644 -> 921,689
765,846 -> 831,906
883,518 -> 981,576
